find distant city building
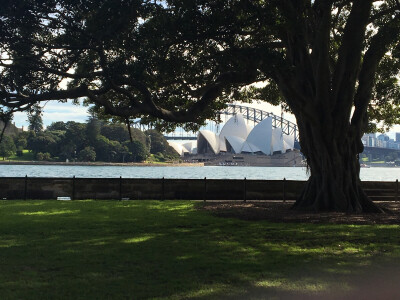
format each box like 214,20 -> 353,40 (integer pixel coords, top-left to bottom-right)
368,136 -> 376,147
377,133 -> 390,142
388,140 -> 397,149
365,133 -> 376,138
362,132 -> 400,151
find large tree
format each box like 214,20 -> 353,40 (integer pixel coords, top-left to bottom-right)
27,104 -> 44,133
1,1 -> 400,212
0,135 -> 16,160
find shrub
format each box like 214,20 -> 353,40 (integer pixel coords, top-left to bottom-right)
78,146 -> 96,162
43,152 -> 51,161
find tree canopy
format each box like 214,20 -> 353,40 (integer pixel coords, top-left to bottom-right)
0,135 -> 16,159
27,104 -> 44,133
1,1 -> 400,212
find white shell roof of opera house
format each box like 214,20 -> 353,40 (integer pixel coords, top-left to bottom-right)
169,114 -> 295,156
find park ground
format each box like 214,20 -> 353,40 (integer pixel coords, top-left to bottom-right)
0,200 -> 400,299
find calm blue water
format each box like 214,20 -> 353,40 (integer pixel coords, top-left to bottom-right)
0,164 -> 399,181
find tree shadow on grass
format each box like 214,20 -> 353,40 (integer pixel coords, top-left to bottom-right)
0,200 -> 399,299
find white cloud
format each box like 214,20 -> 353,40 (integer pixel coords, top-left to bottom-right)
387,125 -> 400,139
233,100 -> 296,123
12,100 -> 90,128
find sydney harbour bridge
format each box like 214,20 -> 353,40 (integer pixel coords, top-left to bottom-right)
134,103 -> 299,142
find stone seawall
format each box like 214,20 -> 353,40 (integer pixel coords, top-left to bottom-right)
0,177 -> 398,201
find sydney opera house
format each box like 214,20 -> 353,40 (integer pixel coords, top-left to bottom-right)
169,114 -> 295,157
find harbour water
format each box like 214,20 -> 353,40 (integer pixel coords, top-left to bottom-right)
0,164 -> 399,181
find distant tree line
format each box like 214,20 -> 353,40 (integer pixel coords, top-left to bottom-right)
0,118 -> 179,162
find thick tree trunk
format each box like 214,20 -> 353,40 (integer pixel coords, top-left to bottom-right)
292,118 -> 383,213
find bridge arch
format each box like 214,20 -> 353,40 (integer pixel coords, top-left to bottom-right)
133,103 -> 299,141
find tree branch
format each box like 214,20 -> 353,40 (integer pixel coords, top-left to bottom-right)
311,0 -> 333,111
369,6 -> 400,22
351,16 -> 400,130
0,114 -> 10,144
87,70 -> 258,122
0,85 -> 93,108
332,0 -> 373,112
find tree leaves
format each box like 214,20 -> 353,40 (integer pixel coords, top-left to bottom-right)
0,0 -> 399,132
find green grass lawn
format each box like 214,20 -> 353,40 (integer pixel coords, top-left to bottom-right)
0,200 -> 400,299
7,149 -> 35,161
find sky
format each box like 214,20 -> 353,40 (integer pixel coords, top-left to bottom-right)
11,100 -> 400,140
12,100 -> 90,130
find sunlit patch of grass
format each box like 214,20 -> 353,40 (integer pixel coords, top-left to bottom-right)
122,234 -> 158,244
19,209 -> 80,216
255,278 -> 335,293
184,283 -> 244,299
0,200 -> 399,299
0,239 -> 24,248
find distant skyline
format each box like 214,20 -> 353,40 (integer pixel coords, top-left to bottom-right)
11,100 -> 400,139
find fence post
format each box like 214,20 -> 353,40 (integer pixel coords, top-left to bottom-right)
396,179 -> 399,201
119,176 -> 122,201
162,177 -> 165,201
72,175 -> 75,200
283,177 -> 286,203
24,175 -> 28,200
204,177 -> 207,202
243,177 -> 247,202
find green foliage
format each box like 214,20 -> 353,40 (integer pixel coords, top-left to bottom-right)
27,105 -> 43,133
43,152 -> 51,160
368,45 -> 400,131
101,123 -> 130,143
27,132 -> 59,156
78,146 -> 96,162
0,135 -> 16,159
0,2 -> 399,136
146,129 -> 169,154
92,135 -> 112,161
7,149 -> 34,161
64,122 -> 87,153
12,118 -> 178,163
14,135 -> 27,150
129,128 -> 148,145
35,152 -> 44,161
124,140 -> 149,162
164,144 -> 181,160
232,82 -> 284,107
0,200 -> 399,299
154,152 -> 165,162
384,152 -> 399,162
46,121 -> 67,131
86,118 -> 102,144
8,150 -> 35,161
36,152 -> 51,161
92,135 -> 127,162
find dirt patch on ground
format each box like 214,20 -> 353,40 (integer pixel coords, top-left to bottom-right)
200,201 -> 400,224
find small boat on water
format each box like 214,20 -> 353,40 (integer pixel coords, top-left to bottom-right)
360,164 -> 370,168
